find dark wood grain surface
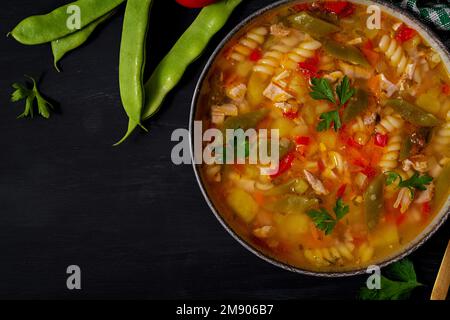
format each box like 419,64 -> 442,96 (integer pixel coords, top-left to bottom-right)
0,0 -> 448,299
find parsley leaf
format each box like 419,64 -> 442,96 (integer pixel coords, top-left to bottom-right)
310,78 -> 336,104
11,76 -> 54,119
310,77 -> 355,132
385,171 -> 403,186
385,171 -> 433,198
359,259 -> 422,300
399,172 -> 433,191
334,198 -> 349,220
307,208 -> 336,235
384,259 -> 418,283
336,76 -> 355,106
316,110 -> 341,132
307,198 -> 349,235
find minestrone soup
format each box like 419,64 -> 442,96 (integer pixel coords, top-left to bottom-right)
198,0 -> 450,272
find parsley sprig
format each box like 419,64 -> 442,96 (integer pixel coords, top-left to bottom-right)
359,259 -> 422,300
310,76 -> 355,132
385,171 -> 433,197
307,198 -> 349,235
11,76 -> 54,119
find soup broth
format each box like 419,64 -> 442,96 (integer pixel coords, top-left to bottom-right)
198,0 -> 450,272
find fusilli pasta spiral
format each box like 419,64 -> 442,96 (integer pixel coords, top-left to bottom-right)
253,34 -> 301,75
283,37 -> 322,70
379,135 -> 402,171
304,242 -> 355,267
230,27 -> 268,62
379,34 -> 410,75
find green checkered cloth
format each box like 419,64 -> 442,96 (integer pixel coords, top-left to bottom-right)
389,0 -> 450,30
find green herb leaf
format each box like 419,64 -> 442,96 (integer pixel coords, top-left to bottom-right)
310,77 -> 336,104
359,276 -> 422,300
359,259 -> 422,300
10,76 -> 54,119
385,259 -> 417,283
336,76 -> 355,106
316,110 -> 341,132
399,172 -> 433,191
307,198 -> 349,235
334,197 -> 349,220
11,83 -> 31,102
307,208 -> 336,235
385,171 -> 403,186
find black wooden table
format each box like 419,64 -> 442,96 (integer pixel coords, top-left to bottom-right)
0,0 -> 448,299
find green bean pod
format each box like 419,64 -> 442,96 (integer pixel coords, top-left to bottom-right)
323,40 -> 370,67
223,109 -> 269,130
119,0 -> 242,143
115,0 -> 153,145
287,12 -> 339,37
10,0 -> 125,45
266,196 -> 319,215
342,89 -> 369,123
434,162 -> 450,208
364,174 -> 385,230
385,99 -> 441,127
51,11 -> 116,71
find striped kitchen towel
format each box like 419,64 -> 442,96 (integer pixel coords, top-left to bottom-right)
389,0 -> 450,30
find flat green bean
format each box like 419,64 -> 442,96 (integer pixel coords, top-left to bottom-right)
119,0 -> 242,143
10,0 -> 125,45
385,99 -> 441,127
115,0 -> 153,145
287,12 -> 339,37
364,174 -> 385,230
342,89 -> 369,123
323,40 -> 370,67
51,11 -> 115,71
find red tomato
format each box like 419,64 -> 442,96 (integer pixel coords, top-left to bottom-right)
395,24 -> 416,43
442,83 -> 450,95
176,0 -> 217,8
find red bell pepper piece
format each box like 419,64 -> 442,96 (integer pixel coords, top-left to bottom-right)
293,3 -> 309,12
421,202 -> 431,217
346,137 -> 363,149
295,136 -> 310,145
298,54 -> 319,78
361,166 -> 377,179
374,133 -> 388,147
323,1 -> 354,17
396,213 -> 407,226
249,49 -> 262,62
395,24 -> 416,43
337,184 -> 347,198
318,159 -> 325,171
271,152 -> 295,178
361,40 -> 380,66
283,110 -> 299,120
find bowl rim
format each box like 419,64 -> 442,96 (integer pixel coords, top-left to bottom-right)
189,0 -> 450,277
